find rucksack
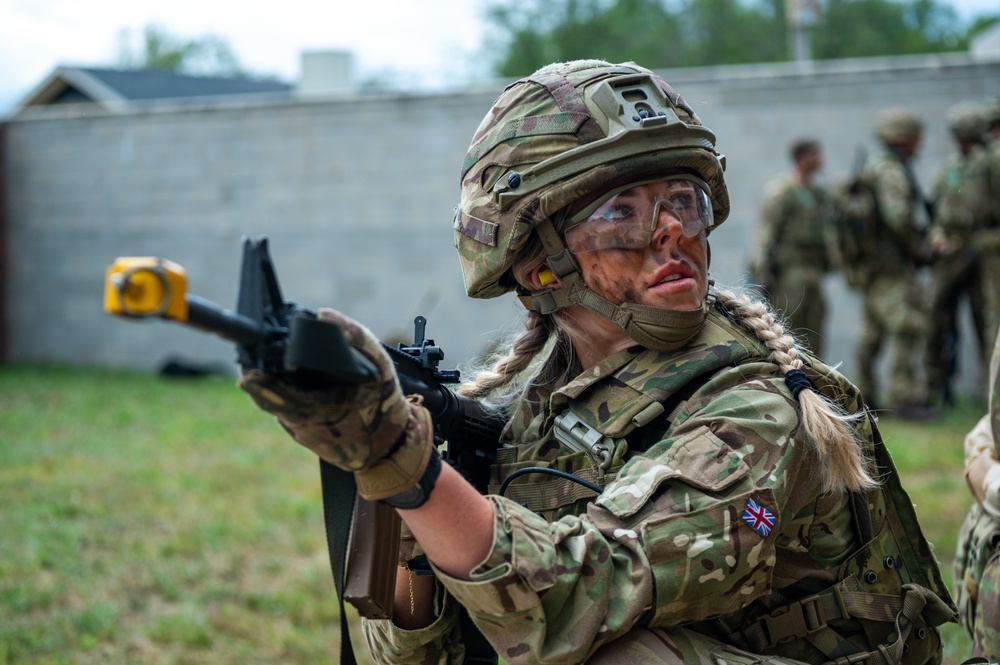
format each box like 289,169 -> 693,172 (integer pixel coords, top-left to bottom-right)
831,150 -> 881,288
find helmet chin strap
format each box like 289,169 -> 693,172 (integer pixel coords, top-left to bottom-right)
517,218 -> 713,354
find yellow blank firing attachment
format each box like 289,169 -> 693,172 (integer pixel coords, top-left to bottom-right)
103,257 -> 190,322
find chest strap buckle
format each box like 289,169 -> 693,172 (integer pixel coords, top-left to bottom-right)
761,593 -> 827,647
553,411 -> 614,476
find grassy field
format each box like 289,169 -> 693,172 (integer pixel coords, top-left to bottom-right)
0,365 -> 984,664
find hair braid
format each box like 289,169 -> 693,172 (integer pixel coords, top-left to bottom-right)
716,289 -> 877,493
458,311 -> 555,400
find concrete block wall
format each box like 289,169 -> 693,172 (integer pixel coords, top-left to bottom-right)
4,89 -> 521,378
4,53 -> 1000,400
666,54 -> 1000,397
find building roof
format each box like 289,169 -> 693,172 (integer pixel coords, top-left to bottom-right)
11,66 -> 294,114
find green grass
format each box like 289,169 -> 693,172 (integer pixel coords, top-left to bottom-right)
0,365 -> 376,665
0,366 -> 984,664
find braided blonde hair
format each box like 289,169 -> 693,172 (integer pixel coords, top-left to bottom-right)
459,237 -> 875,493
458,312 -> 580,411
715,288 -> 877,493
458,243 -> 582,412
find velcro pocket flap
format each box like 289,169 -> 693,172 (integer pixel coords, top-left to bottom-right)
596,425 -> 750,519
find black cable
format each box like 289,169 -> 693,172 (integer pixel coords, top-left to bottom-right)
498,466 -> 603,497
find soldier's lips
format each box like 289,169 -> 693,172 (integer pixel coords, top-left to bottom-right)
648,276 -> 696,295
648,265 -> 694,292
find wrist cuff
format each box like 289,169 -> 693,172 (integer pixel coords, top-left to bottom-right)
381,447 -> 442,510
356,399 -> 435,501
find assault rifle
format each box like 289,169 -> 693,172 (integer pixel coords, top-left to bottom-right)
103,236 -> 503,665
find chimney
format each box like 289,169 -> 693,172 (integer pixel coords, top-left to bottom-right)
298,50 -> 353,97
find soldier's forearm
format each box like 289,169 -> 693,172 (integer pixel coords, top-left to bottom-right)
398,463 -> 496,581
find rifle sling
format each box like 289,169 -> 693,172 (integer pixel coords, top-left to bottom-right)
321,459 -> 498,665
319,459 -> 360,665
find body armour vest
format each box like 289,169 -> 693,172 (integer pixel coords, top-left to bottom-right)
490,305 -> 957,665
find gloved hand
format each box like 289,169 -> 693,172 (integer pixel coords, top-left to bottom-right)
239,308 -> 434,502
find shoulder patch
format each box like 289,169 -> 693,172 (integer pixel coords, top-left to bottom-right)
742,498 -> 776,537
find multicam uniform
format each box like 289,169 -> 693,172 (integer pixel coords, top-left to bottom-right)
365,306 -> 955,665
855,147 -> 930,408
979,136 -> 1000,344
955,330 -> 1000,658
750,175 -> 833,356
925,144 -> 991,402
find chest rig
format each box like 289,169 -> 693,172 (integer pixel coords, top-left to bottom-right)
490,307 -> 957,665
489,308 -> 762,518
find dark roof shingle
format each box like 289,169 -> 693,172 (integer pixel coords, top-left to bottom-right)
76,67 -> 292,101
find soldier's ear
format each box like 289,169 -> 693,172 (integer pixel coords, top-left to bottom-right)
526,263 -> 561,291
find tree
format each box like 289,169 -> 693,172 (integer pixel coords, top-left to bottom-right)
486,0 -> 685,76
674,0 -> 786,66
115,25 -> 247,78
485,0 -> 978,77
968,14 -> 1000,39
813,0 -> 968,58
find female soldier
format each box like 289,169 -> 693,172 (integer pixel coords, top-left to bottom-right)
241,60 -> 956,664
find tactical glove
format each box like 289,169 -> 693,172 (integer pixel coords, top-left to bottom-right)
239,308 -> 434,502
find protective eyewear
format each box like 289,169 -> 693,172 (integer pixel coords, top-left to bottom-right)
565,176 -> 714,253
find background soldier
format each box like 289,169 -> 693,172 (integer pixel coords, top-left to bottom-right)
979,98 -> 1000,348
955,328 -> 1000,659
855,107 -> 934,418
925,102 -> 991,407
749,139 -> 833,357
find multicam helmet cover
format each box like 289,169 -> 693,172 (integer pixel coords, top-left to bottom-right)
876,107 -> 924,145
946,101 -> 988,142
455,60 -> 729,301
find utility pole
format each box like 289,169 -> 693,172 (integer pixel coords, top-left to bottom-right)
786,0 -> 823,63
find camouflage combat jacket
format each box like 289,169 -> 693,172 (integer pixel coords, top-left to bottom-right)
862,148 -> 929,273
750,174 -> 833,281
364,306 -> 955,665
929,145 -> 990,257
979,139 -> 1000,253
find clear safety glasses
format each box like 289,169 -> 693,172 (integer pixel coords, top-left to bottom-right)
565,176 -> 714,253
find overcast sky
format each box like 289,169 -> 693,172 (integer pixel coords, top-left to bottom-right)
1,0 -> 997,113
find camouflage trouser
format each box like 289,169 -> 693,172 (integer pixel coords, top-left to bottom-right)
587,626 -> 810,664
856,273 -> 929,407
925,251 -> 988,402
955,501 -> 1000,660
768,266 -> 827,358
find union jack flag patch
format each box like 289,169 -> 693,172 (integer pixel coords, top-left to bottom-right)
742,498 -> 775,537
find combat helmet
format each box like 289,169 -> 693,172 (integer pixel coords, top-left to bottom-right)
876,107 -> 923,145
986,97 -> 1000,130
455,60 -> 729,352
946,102 -> 987,142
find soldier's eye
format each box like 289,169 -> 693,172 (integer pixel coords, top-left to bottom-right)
596,204 -> 639,224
